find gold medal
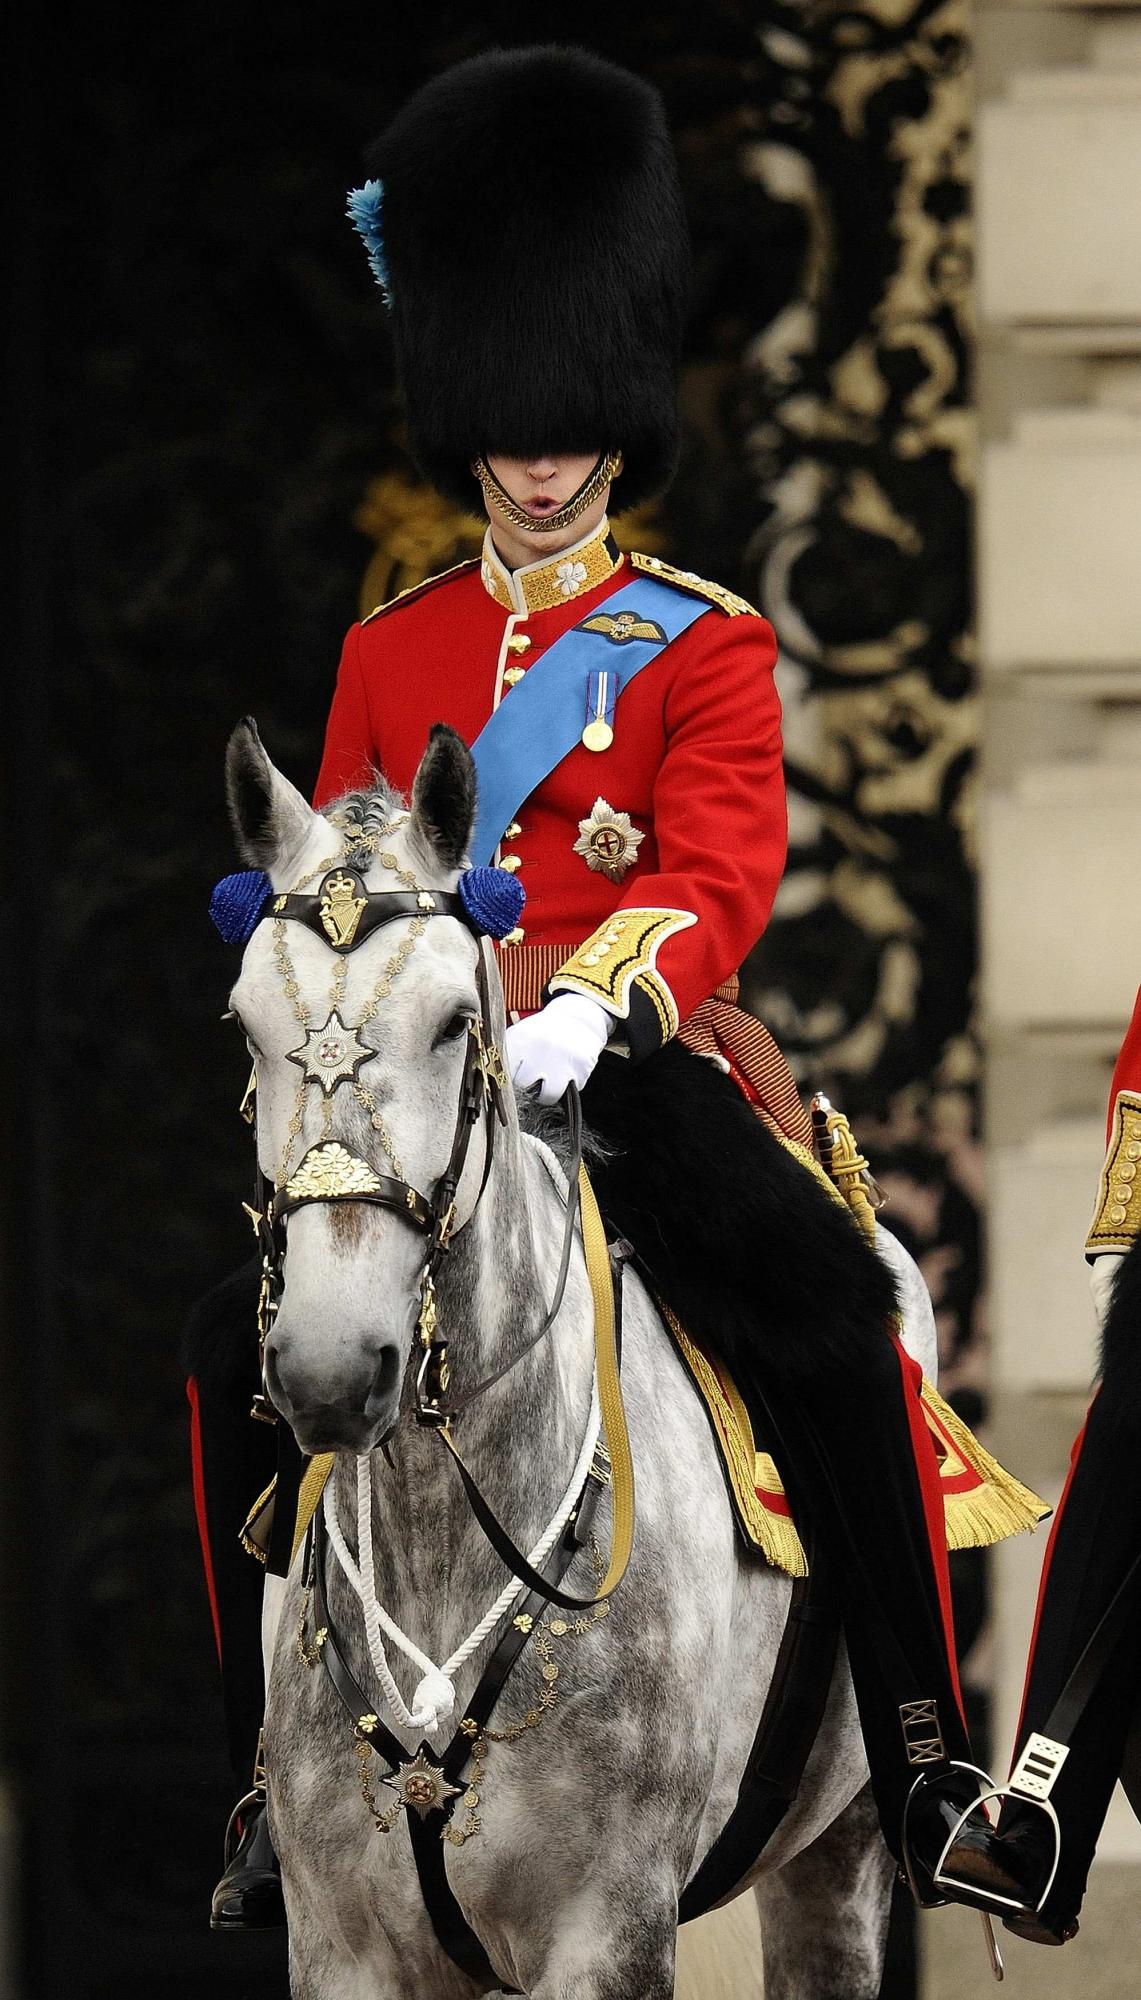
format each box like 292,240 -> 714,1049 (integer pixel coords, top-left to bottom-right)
581,718 -> 614,753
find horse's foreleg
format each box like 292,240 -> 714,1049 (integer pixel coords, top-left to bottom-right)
286,1918 -> 419,2000
286,1924 -> 375,2000
524,1896 -> 677,2000
752,1782 -> 895,2000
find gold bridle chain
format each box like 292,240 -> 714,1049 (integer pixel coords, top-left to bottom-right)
268,826 -> 424,1185
332,1540 -> 610,1847
272,847 -> 346,1174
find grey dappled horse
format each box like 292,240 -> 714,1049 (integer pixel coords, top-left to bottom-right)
226,724 -> 935,1999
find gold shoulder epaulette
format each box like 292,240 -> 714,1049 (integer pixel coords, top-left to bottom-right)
361,557 -> 481,625
1086,1089 -> 1141,1254
630,551 -> 759,618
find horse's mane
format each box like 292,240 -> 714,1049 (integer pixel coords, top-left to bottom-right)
322,774 -> 405,862
517,1094 -> 612,1174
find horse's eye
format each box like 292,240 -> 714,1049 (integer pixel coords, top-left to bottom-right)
435,1010 -> 472,1049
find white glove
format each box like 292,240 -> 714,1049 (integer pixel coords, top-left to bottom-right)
505,994 -> 614,1105
1089,1252 -> 1125,1331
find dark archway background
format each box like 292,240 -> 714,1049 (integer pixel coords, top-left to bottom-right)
6,3 -> 973,1994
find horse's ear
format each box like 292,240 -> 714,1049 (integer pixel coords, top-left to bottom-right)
226,718 -> 316,873
409,724 -> 477,873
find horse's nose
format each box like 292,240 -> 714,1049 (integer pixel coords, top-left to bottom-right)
264,1336 -> 402,1453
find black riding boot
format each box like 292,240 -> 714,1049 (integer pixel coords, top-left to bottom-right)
995,1242 -> 1141,1944
211,1733 -> 286,1931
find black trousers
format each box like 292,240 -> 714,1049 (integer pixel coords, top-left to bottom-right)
1009,1309 -> 1141,1927
585,1045 -> 972,1851
189,1045 -> 973,1848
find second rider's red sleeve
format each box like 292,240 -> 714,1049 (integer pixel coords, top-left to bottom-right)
1086,981 -> 1141,1254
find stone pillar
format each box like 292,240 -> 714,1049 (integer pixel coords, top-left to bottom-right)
928,0 -> 1141,1989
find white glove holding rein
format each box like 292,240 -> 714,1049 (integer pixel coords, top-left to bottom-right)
504,993 -> 614,1105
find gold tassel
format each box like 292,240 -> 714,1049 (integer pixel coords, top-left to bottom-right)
810,1095 -> 882,1243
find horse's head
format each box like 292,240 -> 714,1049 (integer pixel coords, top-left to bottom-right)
224,719 -> 511,1455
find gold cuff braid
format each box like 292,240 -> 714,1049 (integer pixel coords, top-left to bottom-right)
1086,1089 -> 1141,1253
548,907 -> 695,1039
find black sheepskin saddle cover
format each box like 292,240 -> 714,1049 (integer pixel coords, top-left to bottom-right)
582,1041 -> 898,1393
183,1256 -> 262,1398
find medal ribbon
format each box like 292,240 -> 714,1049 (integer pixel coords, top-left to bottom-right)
583,670 -> 618,751
467,577 -> 707,866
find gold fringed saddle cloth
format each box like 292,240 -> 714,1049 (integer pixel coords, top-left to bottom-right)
243,1326 -> 1048,1581
659,1304 -> 1049,1579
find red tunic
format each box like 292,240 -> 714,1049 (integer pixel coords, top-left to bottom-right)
1107,983 -> 1141,1141
310,532 -> 800,1144
314,530 -> 787,1076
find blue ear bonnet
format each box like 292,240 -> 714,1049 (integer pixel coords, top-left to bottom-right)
457,866 -> 525,939
209,864 -> 525,946
210,869 -> 270,946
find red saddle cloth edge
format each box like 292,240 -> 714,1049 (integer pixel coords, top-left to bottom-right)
660,1300 -> 1049,1580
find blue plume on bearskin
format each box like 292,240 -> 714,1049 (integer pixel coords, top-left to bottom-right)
210,869 -> 270,944
346,179 -> 391,300
459,866 -> 525,939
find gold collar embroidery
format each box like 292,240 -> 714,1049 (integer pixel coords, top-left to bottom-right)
479,520 -> 622,615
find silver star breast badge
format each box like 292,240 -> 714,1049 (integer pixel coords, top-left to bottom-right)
286,1010 -> 372,1095
385,1749 -> 463,1819
573,798 -> 645,884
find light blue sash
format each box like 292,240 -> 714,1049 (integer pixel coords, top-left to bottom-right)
468,576 -> 707,866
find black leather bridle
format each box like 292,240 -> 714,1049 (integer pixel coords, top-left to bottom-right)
245,872 -> 592,1496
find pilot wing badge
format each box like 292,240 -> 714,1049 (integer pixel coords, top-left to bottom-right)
577,610 -> 668,646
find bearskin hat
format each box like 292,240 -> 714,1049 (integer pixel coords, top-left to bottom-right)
358,45 -> 691,515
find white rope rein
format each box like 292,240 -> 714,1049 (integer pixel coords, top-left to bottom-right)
323,1372 -> 601,1736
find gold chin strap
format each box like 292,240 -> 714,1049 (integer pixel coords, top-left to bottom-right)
472,450 -> 623,534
